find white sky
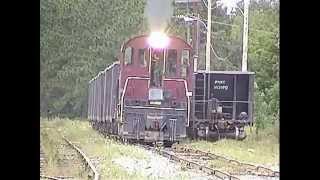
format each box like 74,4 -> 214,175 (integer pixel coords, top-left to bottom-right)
217,0 -> 242,14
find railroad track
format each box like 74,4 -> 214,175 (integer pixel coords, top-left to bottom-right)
40,142 -> 76,180
172,146 -> 279,177
142,144 -> 240,180
104,134 -> 279,180
119,140 -> 236,180
63,137 -> 100,180
40,175 -> 75,180
40,145 -> 46,176
40,137 -> 99,180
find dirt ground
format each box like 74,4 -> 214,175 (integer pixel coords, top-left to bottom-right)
112,147 -> 279,180
112,148 -> 217,180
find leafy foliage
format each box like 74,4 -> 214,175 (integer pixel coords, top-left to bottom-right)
40,0 -> 147,117
247,1 -> 279,131
215,0 -> 279,132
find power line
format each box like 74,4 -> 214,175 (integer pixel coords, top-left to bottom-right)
201,0 -> 217,10
236,4 -> 244,16
187,1 -> 277,35
198,17 -> 277,35
210,43 -> 230,61
176,15 -> 277,35
201,0 -> 244,15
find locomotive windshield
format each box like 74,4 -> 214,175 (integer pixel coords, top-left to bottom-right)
150,49 -> 164,87
124,47 -> 133,65
166,49 -> 177,77
138,48 -> 147,67
181,49 -> 189,78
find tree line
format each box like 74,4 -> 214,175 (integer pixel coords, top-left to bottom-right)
40,0 -> 147,118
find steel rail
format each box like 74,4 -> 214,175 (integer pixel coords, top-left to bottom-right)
40,175 -> 74,179
96,129 -> 279,179
40,175 -> 63,180
62,137 -> 99,180
158,148 -> 240,180
103,135 -> 237,180
173,146 -> 280,177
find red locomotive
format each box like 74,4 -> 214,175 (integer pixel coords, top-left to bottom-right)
88,32 -> 193,145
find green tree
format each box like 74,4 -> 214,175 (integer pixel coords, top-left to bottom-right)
171,0 -> 279,134
230,0 -> 279,132
40,0 -> 147,117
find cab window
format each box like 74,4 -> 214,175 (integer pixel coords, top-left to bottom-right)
124,47 -> 133,65
150,49 -> 164,87
166,49 -> 177,77
181,49 -> 189,77
138,49 -> 147,67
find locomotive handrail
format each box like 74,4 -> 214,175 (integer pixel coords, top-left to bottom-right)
120,77 -> 191,127
194,100 -> 251,103
120,77 -> 150,123
124,105 -> 187,111
123,110 -> 187,116
162,78 -> 191,127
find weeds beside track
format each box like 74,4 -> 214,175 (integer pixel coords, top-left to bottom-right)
172,146 -> 279,177
40,130 -> 96,179
63,137 -> 99,180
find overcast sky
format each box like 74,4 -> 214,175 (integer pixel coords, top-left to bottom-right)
217,0 -> 242,14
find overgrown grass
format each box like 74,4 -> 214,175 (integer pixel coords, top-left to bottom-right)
40,127 -> 59,173
41,117 -> 150,180
40,120 -> 86,178
180,126 -> 279,167
41,118 -> 198,180
41,118 -> 279,179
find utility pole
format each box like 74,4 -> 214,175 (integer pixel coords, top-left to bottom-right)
205,0 -> 212,72
187,0 -> 190,44
242,0 -> 249,71
194,13 -> 200,72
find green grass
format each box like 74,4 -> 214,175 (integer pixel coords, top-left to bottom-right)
179,126 -> 279,166
41,117 -> 150,180
40,120 -> 87,178
41,118 -> 199,180
41,118 -> 279,179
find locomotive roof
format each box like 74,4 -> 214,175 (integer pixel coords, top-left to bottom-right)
122,34 -> 193,51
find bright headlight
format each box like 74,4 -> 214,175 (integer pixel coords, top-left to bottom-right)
147,32 -> 170,49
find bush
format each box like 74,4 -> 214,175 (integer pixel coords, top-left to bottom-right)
254,83 -> 279,139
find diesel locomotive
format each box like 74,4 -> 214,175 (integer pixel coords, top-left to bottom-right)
88,33 -> 193,145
